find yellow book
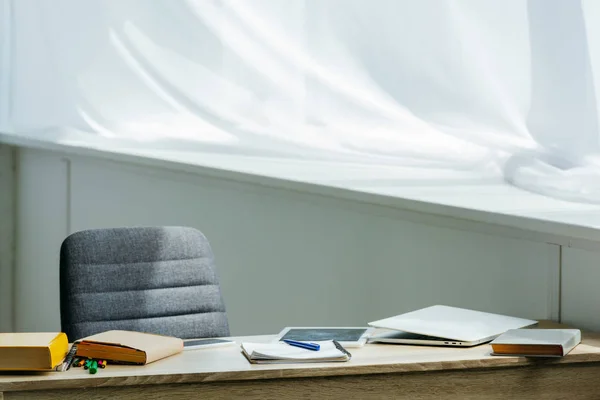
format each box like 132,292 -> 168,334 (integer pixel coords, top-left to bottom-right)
0,332 -> 69,371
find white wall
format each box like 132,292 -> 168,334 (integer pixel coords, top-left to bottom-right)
561,247 -> 600,331
0,144 -> 14,331
13,147 -> 559,335
15,150 -> 69,333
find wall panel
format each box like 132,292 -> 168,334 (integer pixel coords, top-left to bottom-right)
14,149 -> 560,334
0,144 -> 15,331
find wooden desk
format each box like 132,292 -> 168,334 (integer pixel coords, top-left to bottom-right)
1,324 -> 600,400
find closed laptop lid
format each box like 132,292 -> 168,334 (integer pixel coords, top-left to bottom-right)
368,305 -> 538,342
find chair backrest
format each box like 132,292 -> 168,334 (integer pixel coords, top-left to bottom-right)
60,226 -> 229,341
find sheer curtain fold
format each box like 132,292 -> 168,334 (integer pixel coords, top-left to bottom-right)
2,0 -> 600,203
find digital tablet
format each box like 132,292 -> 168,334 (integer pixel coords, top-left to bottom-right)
183,338 -> 236,350
275,327 -> 374,348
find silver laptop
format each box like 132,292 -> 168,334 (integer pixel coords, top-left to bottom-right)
368,305 -> 538,347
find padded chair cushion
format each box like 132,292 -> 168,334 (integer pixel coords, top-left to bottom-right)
60,227 -> 229,341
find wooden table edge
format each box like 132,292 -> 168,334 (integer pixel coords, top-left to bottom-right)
1,351 -> 599,393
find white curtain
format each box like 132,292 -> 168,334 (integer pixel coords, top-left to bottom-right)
2,0 -> 600,203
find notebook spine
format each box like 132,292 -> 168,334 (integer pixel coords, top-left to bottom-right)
333,341 -> 352,360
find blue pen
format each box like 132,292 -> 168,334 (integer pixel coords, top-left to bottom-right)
282,339 -> 320,351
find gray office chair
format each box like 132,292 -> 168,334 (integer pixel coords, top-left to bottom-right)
60,226 -> 229,341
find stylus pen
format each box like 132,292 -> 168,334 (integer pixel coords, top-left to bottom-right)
282,340 -> 320,351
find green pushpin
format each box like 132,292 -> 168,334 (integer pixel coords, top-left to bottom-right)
89,360 -> 98,374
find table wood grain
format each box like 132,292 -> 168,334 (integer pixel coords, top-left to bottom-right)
1,321 -> 599,399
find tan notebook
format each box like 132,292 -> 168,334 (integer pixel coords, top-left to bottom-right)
75,330 -> 184,365
0,332 -> 69,371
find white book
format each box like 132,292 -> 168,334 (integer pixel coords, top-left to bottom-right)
241,341 -> 351,364
491,329 -> 581,357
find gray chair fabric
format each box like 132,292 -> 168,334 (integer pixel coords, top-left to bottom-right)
60,226 -> 229,341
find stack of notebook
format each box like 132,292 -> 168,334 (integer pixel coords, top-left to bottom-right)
241,340 -> 351,364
